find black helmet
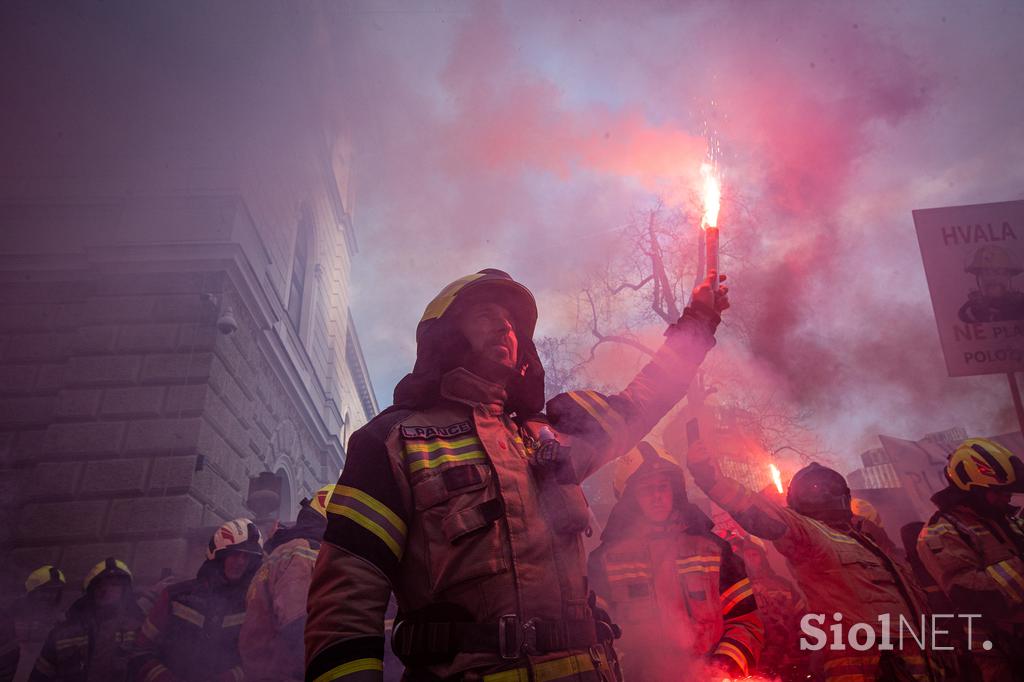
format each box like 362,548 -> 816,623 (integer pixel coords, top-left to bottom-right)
786,463 -> 851,516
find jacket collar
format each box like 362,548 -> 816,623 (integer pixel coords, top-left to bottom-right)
439,367 -> 508,413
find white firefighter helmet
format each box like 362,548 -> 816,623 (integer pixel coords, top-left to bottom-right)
207,518 -> 263,560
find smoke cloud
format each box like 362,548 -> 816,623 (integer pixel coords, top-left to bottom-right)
4,1 -> 1023,464
332,1 -> 1024,463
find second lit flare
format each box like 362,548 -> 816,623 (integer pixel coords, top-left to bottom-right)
770,463 -> 784,495
700,162 -> 721,292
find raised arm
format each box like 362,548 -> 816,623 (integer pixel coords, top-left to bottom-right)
687,440 -> 815,558
547,275 -> 728,481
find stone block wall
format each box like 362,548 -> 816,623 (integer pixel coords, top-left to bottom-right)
0,264 -> 348,596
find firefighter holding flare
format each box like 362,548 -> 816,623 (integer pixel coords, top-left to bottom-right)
305,268 -> 728,682
587,442 -> 763,680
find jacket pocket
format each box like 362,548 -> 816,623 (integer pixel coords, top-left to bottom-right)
537,479 -> 591,535
834,542 -> 899,598
413,464 -> 508,594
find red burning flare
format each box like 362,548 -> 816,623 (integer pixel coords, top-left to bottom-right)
701,161 -> 722,294
700,162 -> 721,229
769,462 -> 784,494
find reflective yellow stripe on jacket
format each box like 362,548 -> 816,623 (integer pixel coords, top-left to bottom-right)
311,657 -> 384,682
986,559 -> 1024,602
483,652 -> 603,682
328,485 -> 407,560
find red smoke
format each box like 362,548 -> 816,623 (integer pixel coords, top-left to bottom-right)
333,1 -> 1024,457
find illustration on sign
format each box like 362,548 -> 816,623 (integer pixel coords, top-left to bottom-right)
913,200 -> 1024,377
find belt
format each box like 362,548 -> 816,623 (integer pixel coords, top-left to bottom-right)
393,615 -> 601,660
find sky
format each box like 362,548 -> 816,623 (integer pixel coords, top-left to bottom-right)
331,0 -> 1024,468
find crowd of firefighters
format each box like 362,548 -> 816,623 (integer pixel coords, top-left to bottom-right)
2,268 -> 1024,682
0,488 -> 330,682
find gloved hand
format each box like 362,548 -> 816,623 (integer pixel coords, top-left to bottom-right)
529,426 -> 561,470
691,272 -> 730,314
707,653 -> 743,679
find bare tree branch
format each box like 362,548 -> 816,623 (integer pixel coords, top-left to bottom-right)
583,288 -> 657,360
607,274 -> 654,295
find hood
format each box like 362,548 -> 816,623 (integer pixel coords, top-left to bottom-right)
931,483 -> 1021,519
196,554 -> 260,592
64,589 -> 141,624
393,269 -> 544,415
601,455 -> 705,542
264,507 -> 327,555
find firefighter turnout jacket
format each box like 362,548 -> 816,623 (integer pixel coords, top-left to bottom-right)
588,506 -> 763,679
305,304 -> 719,681
692,468 -> 950,681
917,488 -> 1024,681
241,513 -> 324,682
30,595 -> 144,682
132,562 -> 253,682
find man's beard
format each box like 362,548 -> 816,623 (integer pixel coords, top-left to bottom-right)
461,350 -> 518,386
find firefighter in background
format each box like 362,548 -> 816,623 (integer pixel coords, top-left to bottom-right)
587,442 -> 762,680
6,567 -> 66,682
305,269 -> 728,682
240,485 -> 332,682
727,534 -> 809,681
851,498 -> 900,556
30,558 -> 142,681
132,519 -> 263,682
900,523 -> 952,615
917,438 -> 1024,681
688,442 -> 953,681
957,246 -> 1024,323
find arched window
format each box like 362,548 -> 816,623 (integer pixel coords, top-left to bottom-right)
287,206 -> 314,334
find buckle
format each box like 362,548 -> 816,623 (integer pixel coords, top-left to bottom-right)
498,614 -> 522,659
391,619 -> 410,657
522,618 -> 539,655
498,615 -> 540,659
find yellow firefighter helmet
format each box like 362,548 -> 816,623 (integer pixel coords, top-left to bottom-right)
946,438 -> 1024,492
308,484 -> 337,519
965,246 -> 1023,276
83,557 -> 132,591
613,441 -> 680,499
25,566 -> 66,594
418,269 -> 538,342
851,497 -> 882,526
207,518 -> 264,560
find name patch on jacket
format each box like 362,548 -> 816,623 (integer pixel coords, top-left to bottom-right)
401,421 -> 473,440
402,422 -> 487,474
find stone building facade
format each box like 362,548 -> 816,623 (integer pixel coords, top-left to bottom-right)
0,3 -> 377,592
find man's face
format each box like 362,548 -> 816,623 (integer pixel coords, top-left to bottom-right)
979,272 -> 1013,298
222,552 -> 254,582
634,474 -> 674,523
29,586 -> 62,610
93,577 -> 127,608
456,301 -> 518,369
983,488 -> 1013,512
